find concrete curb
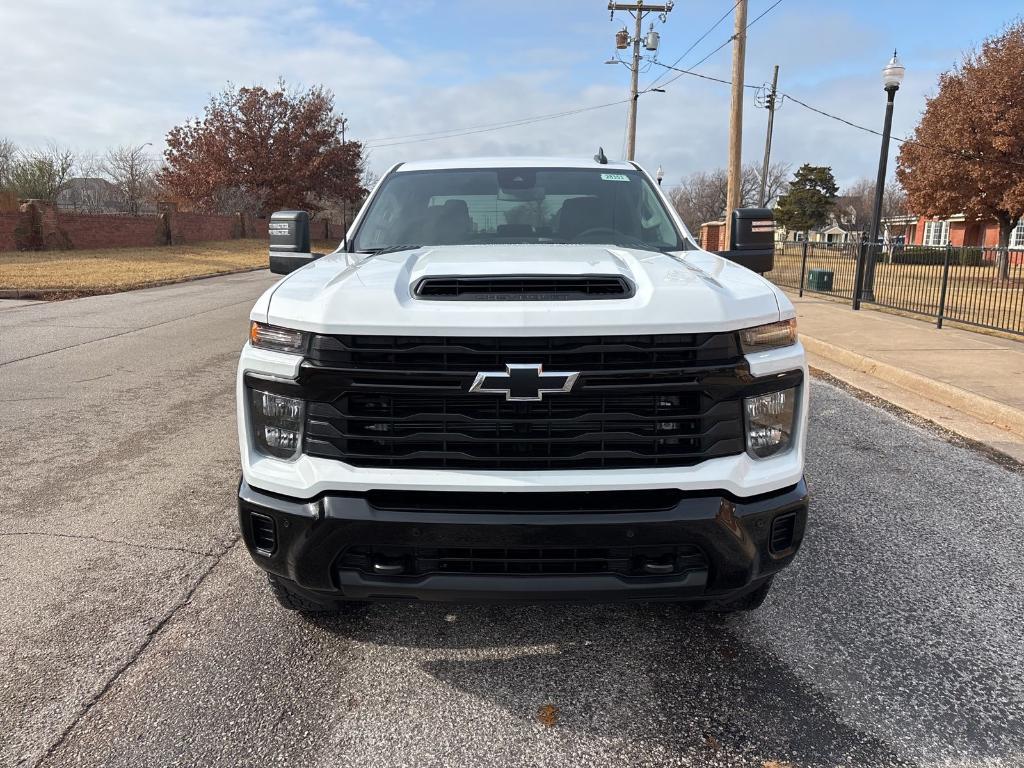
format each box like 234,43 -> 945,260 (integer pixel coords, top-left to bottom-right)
0,266 -> 267,301
801,334 -> 1024,438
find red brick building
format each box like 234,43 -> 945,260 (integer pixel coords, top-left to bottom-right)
883,214 -> 1024,249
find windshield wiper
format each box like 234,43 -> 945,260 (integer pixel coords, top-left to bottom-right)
558,234 -> 670,254
361,244 -> 423,256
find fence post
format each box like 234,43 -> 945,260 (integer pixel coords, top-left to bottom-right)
936,245 -> 951,329
852,240 -> 866,310
798,240 -> 809,297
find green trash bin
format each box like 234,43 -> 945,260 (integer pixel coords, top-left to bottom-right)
807,268 -> 834,292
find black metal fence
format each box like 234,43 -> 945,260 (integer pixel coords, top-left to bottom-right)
765,242 -> 1024,336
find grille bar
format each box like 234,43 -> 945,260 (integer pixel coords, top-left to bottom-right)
300,332 -> 757,470
339,544 -> 707,577
308,333 -> 742,372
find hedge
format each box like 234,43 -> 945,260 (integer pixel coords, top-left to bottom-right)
887,246 -> 986,266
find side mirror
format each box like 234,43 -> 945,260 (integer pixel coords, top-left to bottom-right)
718,208 -> 775,274
269,210 -> 321,275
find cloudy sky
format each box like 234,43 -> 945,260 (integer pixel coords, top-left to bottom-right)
2,0 -> 1020,189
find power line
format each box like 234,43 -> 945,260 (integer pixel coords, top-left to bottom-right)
643,0 -> 784,94
363,99 -> 631,148
642,0 -> 740,92
781,94 -> 1024,170
359,0 -> 784,152
748,0 -> 786,29
648,60 -> 1024,171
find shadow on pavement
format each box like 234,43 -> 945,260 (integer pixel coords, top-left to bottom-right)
310,600 -> 911,767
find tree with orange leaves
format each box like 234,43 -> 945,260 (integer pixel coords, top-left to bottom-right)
160,81 -> 364,217
897,22 -> 1024,279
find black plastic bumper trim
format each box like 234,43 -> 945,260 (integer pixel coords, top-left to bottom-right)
238,478 -> 808,604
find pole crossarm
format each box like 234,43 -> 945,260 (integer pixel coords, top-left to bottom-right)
608,3 -> 673,10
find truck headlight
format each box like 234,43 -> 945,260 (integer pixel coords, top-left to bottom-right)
740,319 -> 797,353
744,388 -> 797,459
249,388 -> 305,460
249,322 -> 307,354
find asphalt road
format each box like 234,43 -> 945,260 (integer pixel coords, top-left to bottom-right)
2,273 -> 1022,768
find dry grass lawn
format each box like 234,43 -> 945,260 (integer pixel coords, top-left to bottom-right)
0,239 -> 337,297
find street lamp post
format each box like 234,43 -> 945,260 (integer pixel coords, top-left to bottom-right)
854,51 -> 905,309
656,165 -> 664,186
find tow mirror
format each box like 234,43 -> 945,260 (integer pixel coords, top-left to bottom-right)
269,210 -> 321,275
719,208 -> 775,274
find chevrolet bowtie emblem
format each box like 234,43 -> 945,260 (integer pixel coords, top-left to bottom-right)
469,363 -> 579,402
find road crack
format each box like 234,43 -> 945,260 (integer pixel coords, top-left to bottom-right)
0,530 -> 226,558
27,535 -> 242,768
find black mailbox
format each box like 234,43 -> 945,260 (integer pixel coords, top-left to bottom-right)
269,210 -> 319,275
719,207 -> 775,274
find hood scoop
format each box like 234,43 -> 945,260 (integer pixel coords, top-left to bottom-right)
413,274 -> 635,301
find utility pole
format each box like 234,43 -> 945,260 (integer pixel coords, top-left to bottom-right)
626,6 -> 642,161
608,2 -> 673,161
723,0 -> 748,248
757,65 -> 780,207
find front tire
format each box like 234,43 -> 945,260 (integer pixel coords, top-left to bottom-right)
265,574 -> 358,616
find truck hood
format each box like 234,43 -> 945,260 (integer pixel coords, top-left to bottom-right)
261,244 -> 783,336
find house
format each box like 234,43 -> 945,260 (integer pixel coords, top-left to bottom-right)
775,195 -> 863,244
882,214 -> 1024,249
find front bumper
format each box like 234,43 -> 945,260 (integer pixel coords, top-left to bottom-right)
238,479 -> 809,604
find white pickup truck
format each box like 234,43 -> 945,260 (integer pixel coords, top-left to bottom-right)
237,156 -> 808,614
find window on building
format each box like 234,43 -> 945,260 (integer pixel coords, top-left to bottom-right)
1010,220 -> 1024,250
922,220 -> 949,246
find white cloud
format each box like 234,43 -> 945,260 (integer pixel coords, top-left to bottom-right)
0,0 -> 967,192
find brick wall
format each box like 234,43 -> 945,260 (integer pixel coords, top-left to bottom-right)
0,213 -> 21,249
0,201 -> 286,252
245,215 -> 269,239
168,212 -> 236,244
54,212 -> 166,250
699,221 -> 725,252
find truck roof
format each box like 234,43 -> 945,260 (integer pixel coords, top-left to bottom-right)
396,156 -> 638,172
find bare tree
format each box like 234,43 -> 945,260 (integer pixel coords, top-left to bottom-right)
0,138 -> 17,191
101,144 -> 157,214
759,161 -> 792,206
840,178 -> 911,238
670,169 -> 728,234
4,144 -> 76,200
670,162 -> 789,233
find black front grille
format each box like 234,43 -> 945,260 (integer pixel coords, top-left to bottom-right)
298,333 -> 771,470
413,275 -> 635,301
339,544 -> 707,577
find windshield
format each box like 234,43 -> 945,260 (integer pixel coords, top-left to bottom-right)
351,167 -> 688,253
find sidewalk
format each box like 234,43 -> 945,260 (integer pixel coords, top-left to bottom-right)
789,293 -> 1024,463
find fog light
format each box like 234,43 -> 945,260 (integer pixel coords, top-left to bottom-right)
744,388 -> 796,459
249,388 -> 305,459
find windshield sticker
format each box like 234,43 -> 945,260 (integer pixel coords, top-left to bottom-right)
600,173 -> 630,182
